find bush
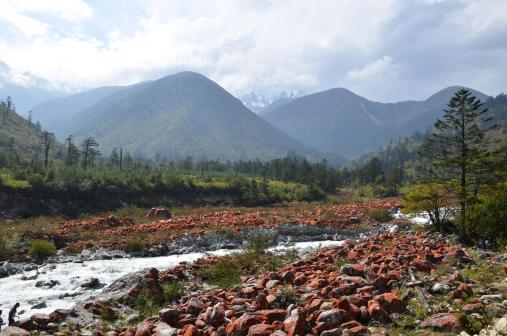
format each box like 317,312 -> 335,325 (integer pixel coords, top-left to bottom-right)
163,281 -> 185,303
275,286 -> 300,308
199,256 -> 241,289
365,208 -> 393,222
123,239 -> 145,253
246,235 -> 269,255
28,239 -> 56,260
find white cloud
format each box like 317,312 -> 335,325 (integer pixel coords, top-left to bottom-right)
0,0 -> 505,101
346,56 -> 395,82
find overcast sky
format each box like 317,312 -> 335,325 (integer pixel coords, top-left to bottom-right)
0,0 -> 505,102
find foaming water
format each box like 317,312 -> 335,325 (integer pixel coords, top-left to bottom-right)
0,240 -> 343,319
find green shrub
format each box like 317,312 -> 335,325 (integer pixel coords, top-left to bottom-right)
0,239 -> 7,259
123,239 -> 145,253
163,281 -> 185,303
246,235 -> 269,255
275,286 -> 300,308
365,208 -> 393,222
199,256 -> 241,289
134,288 -> 164,318
28,239 -> 56,260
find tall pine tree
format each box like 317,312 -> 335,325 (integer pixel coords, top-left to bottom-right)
421,89 -> 496,241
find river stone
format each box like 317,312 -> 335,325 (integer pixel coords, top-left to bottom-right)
432,283 -> 450,293
0,326 -> 31,336
495,317 -> 507,334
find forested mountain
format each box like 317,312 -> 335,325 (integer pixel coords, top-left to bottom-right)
347,92 -> 507,182
0,97 -> 63,164
54,72 -> 321,161
263,86 -> 489,158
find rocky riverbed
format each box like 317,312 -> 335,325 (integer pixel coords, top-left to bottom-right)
3,227 -> 507,336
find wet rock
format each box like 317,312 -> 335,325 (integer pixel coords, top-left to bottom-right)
31,301 -> 48,309
31,313 -> 51,325
35,279 -> 60,288
80,277 -> 104,289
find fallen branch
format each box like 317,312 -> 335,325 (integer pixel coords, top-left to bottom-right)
408,267 -> 432,313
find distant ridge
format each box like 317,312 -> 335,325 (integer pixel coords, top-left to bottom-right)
262,86 -> 490,158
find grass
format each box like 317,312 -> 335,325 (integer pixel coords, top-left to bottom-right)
123,239 -> 145,253
28,239 -> 56,260
163,281 -> 185,303
199,235 -> 298,289
274,286 -> 300,308
364,208 -> 393,222
199,256 -> 242,289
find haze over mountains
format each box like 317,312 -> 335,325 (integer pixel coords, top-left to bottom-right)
3,67 -> 496,162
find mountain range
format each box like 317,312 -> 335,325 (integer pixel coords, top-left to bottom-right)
33,72 -> 318,161
4,67 -> 499,162
263,86 -> 490,158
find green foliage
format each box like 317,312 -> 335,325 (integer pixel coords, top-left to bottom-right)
199,256 -> 242,289
134,289 -> 164,318
402,183 -> 455,232
28,239 -> 56,260
123,239 -> 145,253
245,235 -> 269,255
468,181 -> 507,243
364,208 -> 393,222
162,281 -> 185,303
420,89 -> 497,241
274,286 -> 300,308
459,313 -> 490,334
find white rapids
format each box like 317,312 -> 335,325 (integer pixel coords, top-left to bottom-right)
0,240 -> 343,320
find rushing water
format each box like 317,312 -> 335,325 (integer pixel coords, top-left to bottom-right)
393,209 -> 432,225
0,240 -> 344,319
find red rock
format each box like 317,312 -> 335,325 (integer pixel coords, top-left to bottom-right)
0,326 -> 31,336
461,303 -> 483,313
283,309 -> 309,336
182,324 -> 200,336
247,324 -> 274,336
367,300 -> 388,321
255,310 -> 287,322
340,264 -> 364,276
135,321 -> 154,336
348,326 -> 368,335
373,293 -> 406,314
420,313 -> 461,332
226,314 -> 262,336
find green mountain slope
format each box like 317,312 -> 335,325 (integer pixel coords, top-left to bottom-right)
63,72 -> 322,161
0,99 -> 63,162
263,86 -> 489,158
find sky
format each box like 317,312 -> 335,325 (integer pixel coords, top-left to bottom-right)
0,0 -> 506,102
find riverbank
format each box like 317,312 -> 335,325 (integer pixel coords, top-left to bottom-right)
0,198 -> 401,263
5,228 -> 507,336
